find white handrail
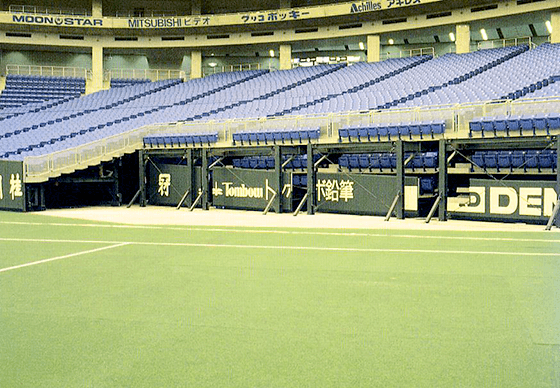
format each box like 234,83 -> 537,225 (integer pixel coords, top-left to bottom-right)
203,63 -> 264,77
106,68 -> 186,81
477,36 -> 535,50
5,64 -> 87,78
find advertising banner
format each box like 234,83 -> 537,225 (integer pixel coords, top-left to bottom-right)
0,160 -> 25,211
2,0 -> 441,29
447,179 -> 559,223
316,172 -> 419,216
147,163 -> 200,206
212,167 -> 292,211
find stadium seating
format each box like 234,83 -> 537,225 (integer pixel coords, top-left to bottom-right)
338,120 -> 445,142
2,44 -> 560,161
232,127 -> 320,145
469,113 -> 560,137
143,132 -> 219,147
295,45 -> 527,114
0,71 -> 264,159
0,74 -> 85,109
470,150 -> 557,171
110,78 -> 151,88
230,154 -> 323,170
338,151 -> 438,172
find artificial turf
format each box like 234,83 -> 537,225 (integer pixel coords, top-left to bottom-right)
0,211 -> 559,387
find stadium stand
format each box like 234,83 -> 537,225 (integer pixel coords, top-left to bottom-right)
0,74 -> 85,108
2,44 -> 560,161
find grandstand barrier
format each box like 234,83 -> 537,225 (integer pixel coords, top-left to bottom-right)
447,179 -> 558,223
146,162 -> 202,208
211,168 -> 292,211
315,173 -> 419,216
0,159 -> 25,211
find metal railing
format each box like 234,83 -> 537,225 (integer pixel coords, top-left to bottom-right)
9,4 -> 91,16
6,64 -> 87,78
381,47 -> 435,60
106,68 -> 186,82
477,36 -> 536,50
22,96 -> 560,183
203,63 -> 265,77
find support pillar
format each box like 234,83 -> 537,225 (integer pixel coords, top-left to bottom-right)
279,44 -> 292,70
92,0 -> 102,18
306,143 -> 316,215
201,149 -> 209,210
367,35 -> 380,63
274,146 -> 282,214
186,149 -> 194,208
438,140 -> 448,221
191,50 -> 202,79
395,140 -> 405,220
551,12 -> 560,44
456,24 -> 470,54
138,150 -> 146,207
556,137 -> 560,227
89,44 -> 104,94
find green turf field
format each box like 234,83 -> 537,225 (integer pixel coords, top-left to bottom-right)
1,211 -> 559,387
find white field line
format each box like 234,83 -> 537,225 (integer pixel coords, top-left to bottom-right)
0,242 -> 130,273
0,221 -> 559,244
0,237 -> 559,258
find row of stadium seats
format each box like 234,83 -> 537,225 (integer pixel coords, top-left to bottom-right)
232,127 -> 320,146
469,113 -> 560,137
471,150 -> 558,171
296,45 -> 528,115
1,74 -> 86,108
338,152 -> 438,172
338,120 -> 446,142
231,154 -> 321,170
110,78 -> 152,88
183,64 -> 345,121
270,56 -> 430,117
143,132 -> 219,147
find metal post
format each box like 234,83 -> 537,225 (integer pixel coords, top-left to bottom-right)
306,143 -> 315,215
274,145 -> 282,214
556,137 -> 560,228
438,139 -> 447,221
176,189 -> 190,210
127,189 -> 141,208
395,140 -> 405,219
138,150 -> 146,207
201,149 -> 209,210
545,198 -> 560,231
189,190 -> 204,211
186,149 -> 193,208
293,193 -> 308,216
385,191 -> 401,221
425,195 -> 442,224
263,192 -> 277,215
112,161 -> 121,207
